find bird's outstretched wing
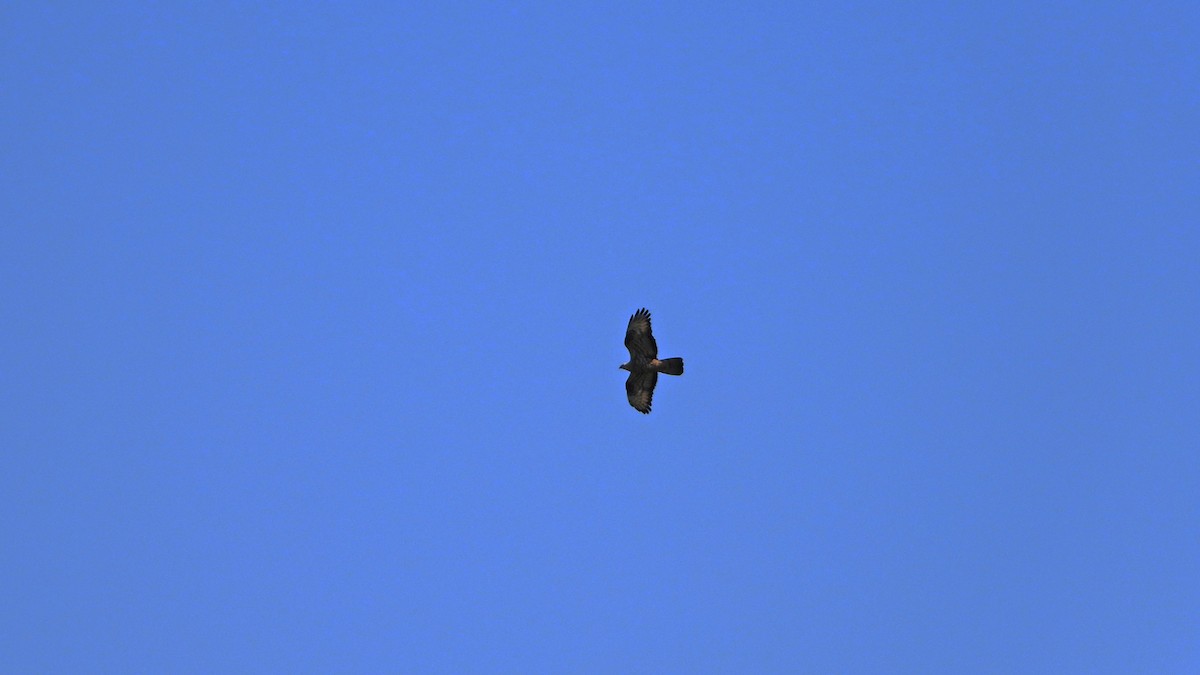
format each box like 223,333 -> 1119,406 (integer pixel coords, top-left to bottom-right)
624,308 -> 658,361
625,371 -> 658,414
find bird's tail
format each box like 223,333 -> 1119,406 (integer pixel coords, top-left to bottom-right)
657,357 -> 684,376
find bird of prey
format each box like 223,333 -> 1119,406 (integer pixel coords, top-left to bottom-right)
619,308 -> 684,414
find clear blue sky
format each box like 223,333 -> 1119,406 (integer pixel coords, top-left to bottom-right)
3,3 -> 1197,672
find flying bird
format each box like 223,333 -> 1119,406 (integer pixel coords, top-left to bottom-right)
619,308 -> 684,414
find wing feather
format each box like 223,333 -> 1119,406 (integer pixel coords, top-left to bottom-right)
624,308 -> 658,361
625,371 -> 658,414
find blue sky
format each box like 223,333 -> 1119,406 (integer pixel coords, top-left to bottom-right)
3,3 -> 1197,672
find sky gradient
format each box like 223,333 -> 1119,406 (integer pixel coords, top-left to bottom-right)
3,3 -> 1198,672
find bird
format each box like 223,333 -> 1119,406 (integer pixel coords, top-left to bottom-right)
619,308 -> 684,414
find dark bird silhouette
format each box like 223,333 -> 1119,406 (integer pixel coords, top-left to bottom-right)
619,308 -> 684,414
